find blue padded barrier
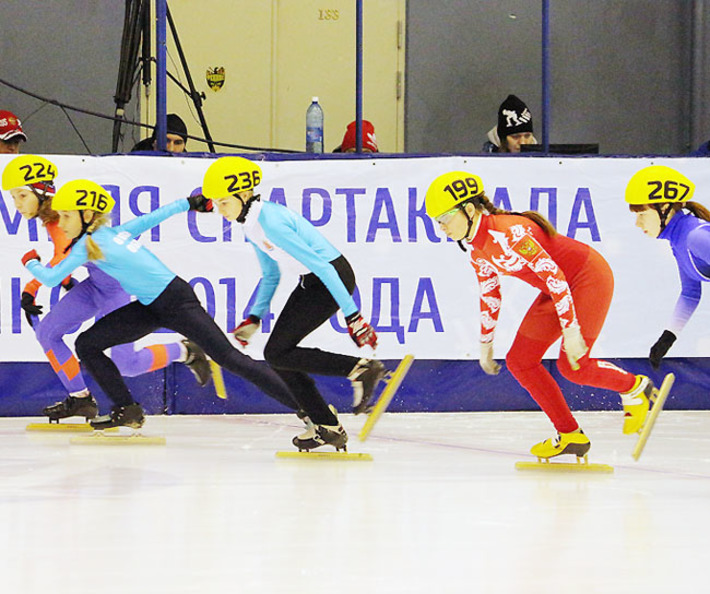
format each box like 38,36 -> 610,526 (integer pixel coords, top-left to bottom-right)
1,357 -> 706,417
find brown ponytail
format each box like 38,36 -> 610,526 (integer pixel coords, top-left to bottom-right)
476,192 -> 558,237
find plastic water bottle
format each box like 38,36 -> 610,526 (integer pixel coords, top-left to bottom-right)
306,97 -> 324,153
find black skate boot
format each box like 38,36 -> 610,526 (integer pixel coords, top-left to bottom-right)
292,406 -> 348,452
182,339 -> 212,387
348,358 -> 387,414
90,403 -> 145,430
43,394 -> 98,422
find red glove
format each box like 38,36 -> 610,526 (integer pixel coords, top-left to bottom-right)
346,313 -> 378,349
21,250 -> 40,266
231,315 -> 260,347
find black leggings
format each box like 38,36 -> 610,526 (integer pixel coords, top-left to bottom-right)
75,277 -> 299,410
263,256 -> 360,425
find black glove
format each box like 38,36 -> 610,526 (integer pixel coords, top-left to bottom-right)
21,291 -> 43,327
61,277 -> 76,291
649,330 -> 676,369
187,193 -> 213,212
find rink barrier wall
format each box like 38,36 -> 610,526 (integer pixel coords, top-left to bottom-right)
1,357 -> 707,417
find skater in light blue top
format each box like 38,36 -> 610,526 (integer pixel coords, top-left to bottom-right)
202,156 -> 386,451
23,178 -> 299,430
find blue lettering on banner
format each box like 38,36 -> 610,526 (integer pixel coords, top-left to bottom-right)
366,188 -> 402,243
11,277 -> 21,334
330,286 -> 362,333
187,210 -> 217,243
335,188 -> 366,242
530,188 -> 557,229
219,278 -> 237,331
302,188 -> 332,227
408,187 -> 441,243
243,281 -> 275,332
223,217 -> 234,242
567,187 -> 601,241
409,277 -> 444,332
268,187 -> 287,207
103,185 -> 122,226
129,186 -> 160,241
189,277 -> 216,318
371,278 -> 405,343
493,187 -> 513,211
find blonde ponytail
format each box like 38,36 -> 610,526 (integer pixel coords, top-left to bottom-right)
84,214 -> 108,261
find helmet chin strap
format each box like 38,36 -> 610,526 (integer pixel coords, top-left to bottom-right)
456,204 -> 477,251
236,193 -> 260,223
63,211 -> 94,253
653,204 -> 674,231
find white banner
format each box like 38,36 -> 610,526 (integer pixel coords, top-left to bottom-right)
1,154 -> 709,362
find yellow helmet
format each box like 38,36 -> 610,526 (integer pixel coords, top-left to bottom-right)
52,179 -> 115,213
625,165 -> 695,205
425,171 -> 484,219
202,156 -> 262,199
2,155 -> 58,191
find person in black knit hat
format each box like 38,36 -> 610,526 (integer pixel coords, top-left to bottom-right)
482,94 -> 537,153
131,113 -> 189,153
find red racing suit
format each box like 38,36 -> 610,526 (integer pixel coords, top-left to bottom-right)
466,213 -> 635,433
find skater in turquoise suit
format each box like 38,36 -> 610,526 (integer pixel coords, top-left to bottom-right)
22,178 -> 300,430
201,156 -> 386,452
2,155 -> 211,422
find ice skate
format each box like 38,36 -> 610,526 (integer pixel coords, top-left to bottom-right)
73,403 -> 165,445
292,406 -> 348,452
530,429 -> 591,460
90,403 -> 145,430
277,409 -> 371,459
348,358 -> 387,414
620,375 -> 654,434
182,339 -> 212,387
43,394 -> 98,422
631,372 -> 675,461
359,354 -> 415,441
517,429 -> 613,473
28,393 -> 110,432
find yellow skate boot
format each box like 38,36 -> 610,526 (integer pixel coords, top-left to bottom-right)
530,429 -> 591,460
620,375 -> 653,434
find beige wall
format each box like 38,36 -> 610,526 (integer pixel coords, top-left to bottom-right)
140,0 -> 405,153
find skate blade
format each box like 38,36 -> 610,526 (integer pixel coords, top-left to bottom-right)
516,457 -> 614,473
359,354 -> 414,442
26,423 -> 118,433
632,372 -> 674,461
209,360 -> 227,400
275,451 -> 373,461
70,432 -> 166,445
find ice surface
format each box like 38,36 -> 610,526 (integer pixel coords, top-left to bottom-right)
1,410 -> 709,593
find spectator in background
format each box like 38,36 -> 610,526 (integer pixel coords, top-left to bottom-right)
131,113 -> 188,153
333,120 -> 379,153
0,110 -> 27,154
482,95 -> 537,153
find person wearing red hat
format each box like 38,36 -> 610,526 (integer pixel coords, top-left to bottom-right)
0,110 -> 27,154
334,120 -> 379,153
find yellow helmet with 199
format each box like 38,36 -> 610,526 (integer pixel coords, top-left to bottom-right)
52,179 -> 115,213
2,154 -> 58,191
625,165 -> 695,205
425,171 -> 484,219
202,156 -> 262,199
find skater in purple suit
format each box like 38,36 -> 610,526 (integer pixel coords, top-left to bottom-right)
2,155 -> 212,422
